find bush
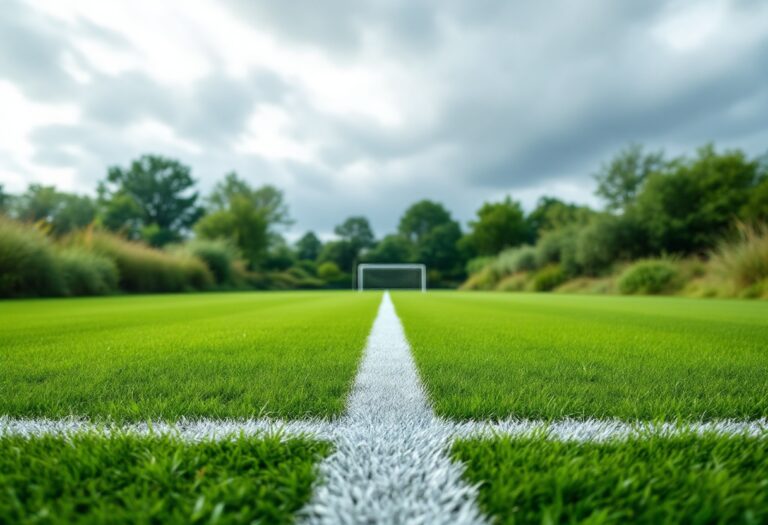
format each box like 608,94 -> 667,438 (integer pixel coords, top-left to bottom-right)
317,261 -> 343,281
531,264 -> 567,292
536,228 -> 580,276
495,272 -> 529,292
179,239 -> 239,285
491,246 -> 538,278
0,217 -> 64,297
618,259 -> 681,295
466,256 -> 493,275
711,223 -> 768,289
83,232 -> 213,293
57,248 -> 118,296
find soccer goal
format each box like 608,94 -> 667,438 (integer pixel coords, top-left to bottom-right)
357,263 -> 427,292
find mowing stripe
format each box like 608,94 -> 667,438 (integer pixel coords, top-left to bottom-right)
299,291 -> 488,525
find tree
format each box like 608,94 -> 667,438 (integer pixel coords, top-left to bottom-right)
0,184 -> 8,213
526,197 -> 594,241
364,235 -> 416,263
295,231 -> 323,260
334,216 -> 375,252
594,144 -> 666,211
398,200 -> 453,244
100,155 -> 203,246
12,184 -> 96,235
398,200 -> 463,277
318,240 -> 357,273
633,144 -> 758,254
467,196 -> 528,255
196,173 -> 293,269
195,194 -> 269,268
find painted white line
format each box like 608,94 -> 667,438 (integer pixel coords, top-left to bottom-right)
0,416 -> 333,441
299,291 -> 488,525
453,418 -> 768,441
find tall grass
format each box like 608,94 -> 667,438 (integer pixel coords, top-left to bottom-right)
0,217 -> 64,297
712,223 -> 768,297
74,230 -> 214,293
57,248 -> 118,296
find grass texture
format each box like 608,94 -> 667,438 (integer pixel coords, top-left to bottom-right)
0,291 -> 381,421
393,291 -> 768,420
0,434 -> 329,524
453,434 -> 768,524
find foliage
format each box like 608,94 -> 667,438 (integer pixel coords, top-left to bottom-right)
393,291 -> 768,420
295,231 -> 323,260
531,264 -> 566,291
176,238 -> 240,285
0,434 -> 330,525
0,217 -> 64,297
466,196 -> 528,255
712,223 -> 768,293
398,200 -> 454,244
0,291 -> 382,420
84,231 -> 213,293
100,155 -> 203,246
633,145 -> 758,254
334,216 -> 376,252
318,240 -> 357,273
317,261 -> 344,282
594,143 -> 666,211
741,175 -> 768,223
526,197 -> 595,241
364,234 -> 416,264
57,247 -> 119,296
618,259 -> 680,295
454,434 -> 768,525
11,184 -> 97,235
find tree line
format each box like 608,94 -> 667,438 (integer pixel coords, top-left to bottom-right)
1,143 -> 767,292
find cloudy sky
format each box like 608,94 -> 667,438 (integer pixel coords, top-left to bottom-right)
2,0 -> 767,238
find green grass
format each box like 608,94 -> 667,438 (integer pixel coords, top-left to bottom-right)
392,291 -> 768,420
0,291 -> 381,421
453,434 -> 768,524
0,434 -> 329,524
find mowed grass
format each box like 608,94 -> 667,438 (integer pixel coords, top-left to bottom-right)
453,434 -> 768,524
392,292 -> 768,420
0,291 -> 381,421
0,434 -> 329,524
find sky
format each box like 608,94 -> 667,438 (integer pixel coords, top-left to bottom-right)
1,0 -> 767,239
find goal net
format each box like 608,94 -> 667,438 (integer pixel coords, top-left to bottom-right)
357,263 -> 426,291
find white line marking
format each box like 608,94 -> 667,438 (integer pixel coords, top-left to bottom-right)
299,291 -> 488,525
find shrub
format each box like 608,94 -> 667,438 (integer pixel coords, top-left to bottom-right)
711,223 -> 768,289
466,256 -> 493,275
57,248 -> 118,296
179,239 -> 239,285
317,261 -> 343,281
491,246 -> 538,278
495,273 -> 529,292
618,259 -> 681,295
536,228 -> 580,276
83,232 -> 213,293
0,217 -> 64,297
531,264 -> 567,292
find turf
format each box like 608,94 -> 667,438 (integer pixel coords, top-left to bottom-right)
0,291 -> 381,421
0,434 -> 330,524
392,291 -> 768,420
452,434 -> 768,524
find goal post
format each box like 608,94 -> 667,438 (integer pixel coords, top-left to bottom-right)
357,263 -> 427,292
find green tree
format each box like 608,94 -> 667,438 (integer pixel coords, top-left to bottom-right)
195,194 -> 269,268
526,197 -> 594,240
634,144 -> 758,253
318,240 -> 357,273
364,235 -> 415,263
467,196 -> 528,255
334,216 -> 375,252
398,200 -> 463,277
0,184 -> 8,213
741,176 -> 768,224
295,231 -> 323,260
594,144 -> 666,211
100,155 -> 203,246
398,200 -> 453,244
12,184 -> 96,235
195,173 -> 292,269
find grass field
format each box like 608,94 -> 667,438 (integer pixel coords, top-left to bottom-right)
0,291 -> 381,421
393,291 -> 768,421
0,434 -> 330,524
453,434 -> 768,524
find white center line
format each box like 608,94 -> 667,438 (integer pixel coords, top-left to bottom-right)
299,291 -> 488,524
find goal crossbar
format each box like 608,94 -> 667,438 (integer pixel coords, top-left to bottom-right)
357,263 -> 426,292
